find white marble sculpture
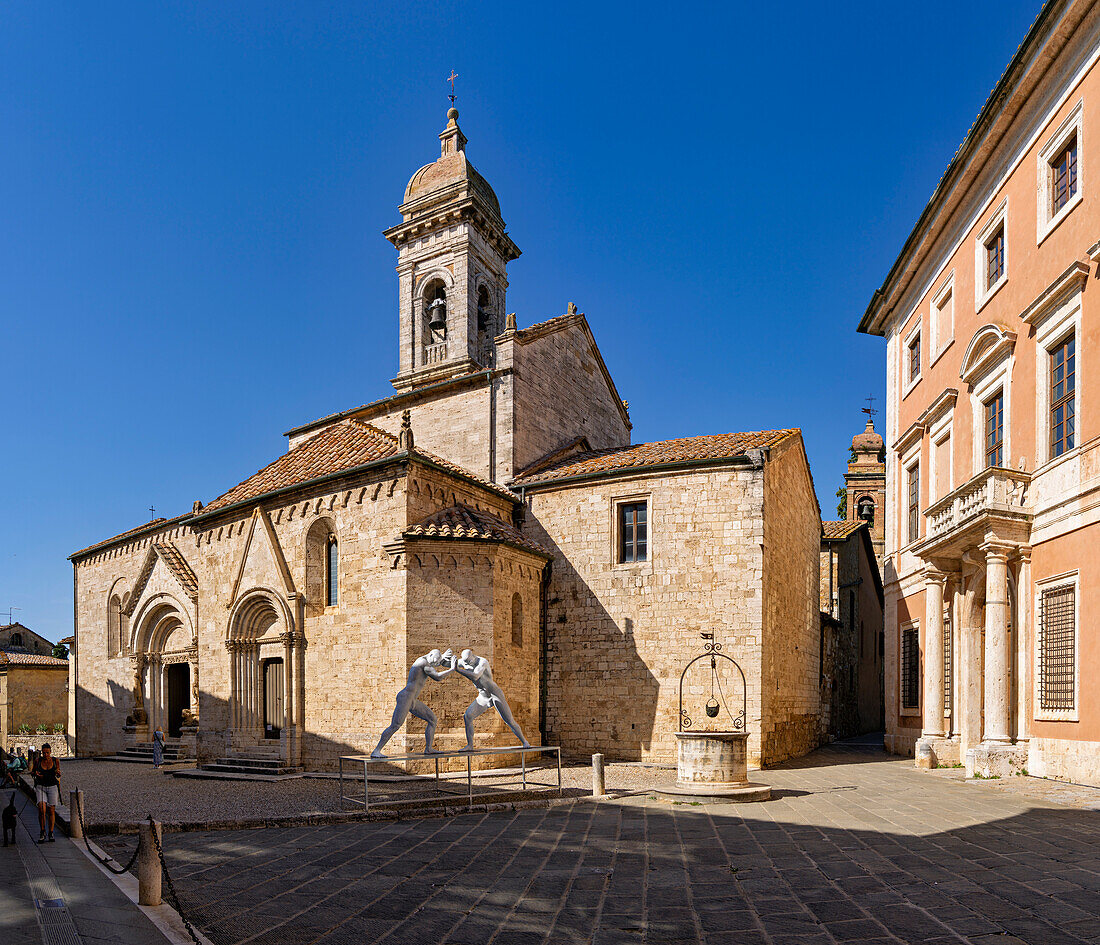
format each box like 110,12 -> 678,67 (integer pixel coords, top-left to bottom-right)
454,649 -> 530,749
371,648 -> 455,758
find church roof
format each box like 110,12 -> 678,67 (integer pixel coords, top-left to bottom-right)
822,520 -> 867,541
0,650 -> 68,668
511,429 -> 800,487
202,419 -> 402,515
70,514 -> 194,561
200,417 -> 517,519
404,504 -> 552,558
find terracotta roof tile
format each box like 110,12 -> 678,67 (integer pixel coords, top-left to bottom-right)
822,520 -> 867,540
0,650 -> 68,667
512,429 -> 799,487
203,420 -> 401,514
404,504 -> 551,558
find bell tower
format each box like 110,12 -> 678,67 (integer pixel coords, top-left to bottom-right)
384,106 -> 521,392
845,411 -> 887,566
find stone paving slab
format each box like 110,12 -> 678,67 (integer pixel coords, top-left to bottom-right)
96,744 -> 1100,945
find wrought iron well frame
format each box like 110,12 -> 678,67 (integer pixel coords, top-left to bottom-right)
678,638 -> 747,732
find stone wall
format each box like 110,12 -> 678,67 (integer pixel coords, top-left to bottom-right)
761,438 -> 824,765
360,381 -> 498,482
72,454 -> 533,771
525,463 -> 768,765
6,733 -> 70,758
0,666 -> 69,752
405,542 -> 544,767
510,317 -> 631,476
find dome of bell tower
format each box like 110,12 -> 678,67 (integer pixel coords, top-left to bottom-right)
852,418 -> 884,454
400,107 -> 501,217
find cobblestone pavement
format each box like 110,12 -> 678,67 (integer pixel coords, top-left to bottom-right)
63,758 -> 665,828
97,743 -> 1100,945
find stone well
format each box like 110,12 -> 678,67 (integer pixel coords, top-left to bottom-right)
655,731 -> 770,802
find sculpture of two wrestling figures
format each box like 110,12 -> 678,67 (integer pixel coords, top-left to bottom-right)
371,649 -> 530,759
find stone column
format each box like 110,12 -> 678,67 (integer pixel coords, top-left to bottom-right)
1015,549 -> 1032,745
922,568 -> 947,738
226,641 -> 238,731
982,542 -> 1013,744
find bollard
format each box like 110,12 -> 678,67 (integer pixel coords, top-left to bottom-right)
592,753 -> 605,797
69,790 -> 84,840
138,820 -> 162,906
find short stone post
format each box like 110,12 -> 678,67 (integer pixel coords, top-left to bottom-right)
592,753 -> 605,797
69,790 -> 84,840
138,820 -> 162,906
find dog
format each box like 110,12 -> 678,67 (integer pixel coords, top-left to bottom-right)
2,794 -> 17,846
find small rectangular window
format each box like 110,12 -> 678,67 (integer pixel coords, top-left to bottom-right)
901,626 -> 920,709
1051,334 -> 1075,458
1051,134 -> 1078,214
1039,584 -> 1075,711
984,392 -> 1004,468
907,464 -> 920,543
908,332 -> 921,383
985,226 -> 1004,290
618,502 -> 647,563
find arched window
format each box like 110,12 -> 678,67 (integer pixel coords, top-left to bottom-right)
511,593 -> 523,647
9,632 -> 23,648
326,537 -> 338,607
305,517 -> 338,612
108,596 -> 122,656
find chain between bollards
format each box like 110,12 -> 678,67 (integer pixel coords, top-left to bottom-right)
73,790 -> 142,875
147,815 -> 204,945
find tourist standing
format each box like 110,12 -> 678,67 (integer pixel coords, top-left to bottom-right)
152,727 -> 164,768
31,743 -> 61,843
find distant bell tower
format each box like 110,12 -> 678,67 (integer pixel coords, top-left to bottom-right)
384,102 -> 521,392
846,407 -> 886,566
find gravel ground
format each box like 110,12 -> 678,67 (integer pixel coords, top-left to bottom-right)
59,758 -> 676,828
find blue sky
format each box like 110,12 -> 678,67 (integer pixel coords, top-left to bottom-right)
1,1 -> 1044,642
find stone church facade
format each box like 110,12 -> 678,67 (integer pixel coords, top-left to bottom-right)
70,107 -> 829,771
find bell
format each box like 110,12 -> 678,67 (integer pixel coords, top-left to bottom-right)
705,698 -> 720,718
427,298 -> 447,334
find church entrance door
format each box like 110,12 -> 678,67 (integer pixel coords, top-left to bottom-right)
263,658 -> 284,740
165,664 -> 190,738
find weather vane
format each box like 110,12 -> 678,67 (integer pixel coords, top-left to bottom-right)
862,394 -> 878,419
447,70 -> 458,107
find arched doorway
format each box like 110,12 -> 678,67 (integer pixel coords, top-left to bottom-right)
263,658 -> 284,740
227,590 -> 292,751
165,663 -> 190,737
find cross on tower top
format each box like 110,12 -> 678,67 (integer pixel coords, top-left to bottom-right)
447,70 -> 458,106
148,504 -> 156,520
861,394 -> 878,420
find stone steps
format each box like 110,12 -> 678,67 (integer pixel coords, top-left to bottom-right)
107,740 -> 185,764
193,748 -> 301,779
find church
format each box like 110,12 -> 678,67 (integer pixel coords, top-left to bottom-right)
70,106 -> 845,772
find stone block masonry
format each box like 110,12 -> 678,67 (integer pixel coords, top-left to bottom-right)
524,435 -> 822,768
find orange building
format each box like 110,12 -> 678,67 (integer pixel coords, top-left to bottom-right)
860,0 -> 1100,784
